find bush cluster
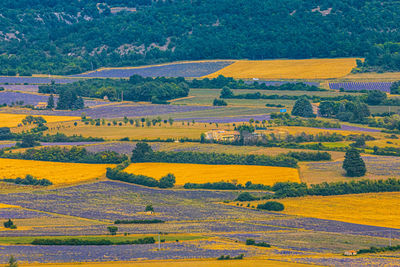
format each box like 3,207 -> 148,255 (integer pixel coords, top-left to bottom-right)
106,168 -> 175,189
2,174 -> 52,186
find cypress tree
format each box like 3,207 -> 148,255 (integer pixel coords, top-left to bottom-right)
291,97 -> 315,117
342,148 -> 366,177
47,94 -> 55,109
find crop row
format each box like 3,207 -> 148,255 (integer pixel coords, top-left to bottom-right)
329,82 -> 392,92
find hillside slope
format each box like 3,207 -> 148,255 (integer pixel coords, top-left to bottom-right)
0,0 -> 399,75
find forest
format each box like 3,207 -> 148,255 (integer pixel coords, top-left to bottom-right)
1,0 -> 400,74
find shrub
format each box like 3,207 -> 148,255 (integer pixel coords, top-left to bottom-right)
4,219 -> 16,229
257,201 -> 284,211
159,173 -> 176,188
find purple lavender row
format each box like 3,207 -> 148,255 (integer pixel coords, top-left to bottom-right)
329,82 -> 392,92
0,77 -> 79,84
0,91 -> 104,107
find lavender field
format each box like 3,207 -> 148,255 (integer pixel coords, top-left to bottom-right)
0,91 -> 105,107
73,61 -> 234,78
0,84 -> 39,92
0,77 -> 79,84
3,103 -> 218,119
0,180 -> 399,265
176,114 -> 271,123
329,82 -> 392,92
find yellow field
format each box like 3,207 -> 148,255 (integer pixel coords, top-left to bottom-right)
205,58 -> 358,79
0,203 -> 18,208
125,163 -> 300,185
22,259 -> 311,267
0,158 -> 113,185
0,113 -> 80,127
278,192 -> 400,228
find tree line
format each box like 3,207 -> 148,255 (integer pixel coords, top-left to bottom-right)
39,76 -> 189,103
2,146 -> 127,164
131,142 -> 298,168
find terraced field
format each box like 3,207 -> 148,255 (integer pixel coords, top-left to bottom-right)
125,163 -> 300,185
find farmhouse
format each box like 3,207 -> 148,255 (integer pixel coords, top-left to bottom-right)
205,130 -> 240,142
343,250 -> 357,256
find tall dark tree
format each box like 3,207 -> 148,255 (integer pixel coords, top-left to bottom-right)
342,148 -> 366,177
291,97 -> 315,117
47,94 -> 55,109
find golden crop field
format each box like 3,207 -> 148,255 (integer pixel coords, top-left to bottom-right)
125,163 -> 300,185
278,192 -> 400,228
0,113 -> 80,127
0,203 -> 19,208
205,58 -> 359,79
0,158 -> 113,185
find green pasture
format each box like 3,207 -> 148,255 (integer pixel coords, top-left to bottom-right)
173,89 -> 363,107
0,234 -> 206,245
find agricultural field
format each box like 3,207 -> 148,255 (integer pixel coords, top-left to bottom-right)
300,155 -> 400,184
0,158 -> 113,185
0,113 -> 80,127
73,61 -> 235,78
205,58 -> 358,79
278,192 -> 400,229
0,91 -> 106,107
329,82 -> 392,92
0,77 -> 78,84
125,163 -> 300,185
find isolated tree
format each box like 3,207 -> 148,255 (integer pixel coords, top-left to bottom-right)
342,148 -> 366,177
4,219 -> 14,228
47,94 -> 55,109
291,97 -> 315,117
159,173 -> 176,188
107,226 -> 118,235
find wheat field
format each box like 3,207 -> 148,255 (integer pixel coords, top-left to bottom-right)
0,113 -> 80,127
125,162 -> 300,185
279,192 -> 400,228
0,158 -> 113,185
205,58 -> 359,79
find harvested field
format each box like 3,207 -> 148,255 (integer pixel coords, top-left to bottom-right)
0,113 -> 80,127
